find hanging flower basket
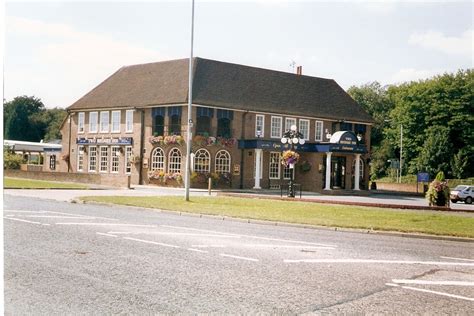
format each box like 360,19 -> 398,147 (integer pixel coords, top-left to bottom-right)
281,150 -> 300,166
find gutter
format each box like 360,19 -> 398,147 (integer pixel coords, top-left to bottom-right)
239,111 -> 249,189
67,111 -> 72,172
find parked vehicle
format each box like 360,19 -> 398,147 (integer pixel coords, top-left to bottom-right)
450,185 -> 474,204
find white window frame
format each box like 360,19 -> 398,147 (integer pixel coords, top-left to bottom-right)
168,147 -> 182,174
194,148 -> 211,173
285,117 -> 297,132
215,150 -> 231,174
88,146 -> 97,172
151,147 -> 165,171
125,146 -> 133,174
269,152 -> 281,180
125,110 -> 134,133
111,146 -> 120,173
270,116 -> 282,138
89,112 -> 98,133
111,111 -> 121,133
77,145 -> 85,172
99,111 -> 109,133
283,164 -> 293,180
255,114 -> 265,137
99,146 -> 109,173
299,119 -> 310,141
315,121 -> 324,142
78,112 -> 85,133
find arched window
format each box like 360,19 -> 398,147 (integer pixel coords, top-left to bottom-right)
215,150 -> 231,174
168,148 -> 182,174
151,147 -> 165,171
194,148 -> 210,173
352,158 -> 364,179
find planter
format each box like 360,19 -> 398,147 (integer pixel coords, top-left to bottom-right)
149,178 -> 183,188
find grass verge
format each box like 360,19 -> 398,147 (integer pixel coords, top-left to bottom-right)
79,196 -> 474,238
4,177 -> 89,189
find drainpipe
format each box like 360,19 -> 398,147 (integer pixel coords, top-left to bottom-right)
239,111 -> 249,189
138,108 -> 145,185
67,111 -> 72,172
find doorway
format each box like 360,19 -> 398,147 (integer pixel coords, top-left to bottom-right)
331,157 -> 346,189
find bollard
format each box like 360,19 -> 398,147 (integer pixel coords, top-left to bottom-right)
208,177 -> 212,195
127,175 -> 131,189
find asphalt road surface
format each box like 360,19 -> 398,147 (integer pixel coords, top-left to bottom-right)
4,195 -> 474,314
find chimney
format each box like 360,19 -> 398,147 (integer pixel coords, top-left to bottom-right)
296,66 -> 302,75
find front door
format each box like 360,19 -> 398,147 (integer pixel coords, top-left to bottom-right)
331,157 -> 346,189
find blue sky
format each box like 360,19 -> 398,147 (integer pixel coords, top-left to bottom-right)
4,0 -> 473,108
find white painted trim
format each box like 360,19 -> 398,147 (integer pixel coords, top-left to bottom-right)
298,118 -> 310,141
270,116 -> 283,138
255,114 -> 265,137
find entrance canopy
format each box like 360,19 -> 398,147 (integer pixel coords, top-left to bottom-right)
238,138 -> 367,154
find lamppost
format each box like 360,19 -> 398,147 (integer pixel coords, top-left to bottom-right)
281,125 -> 305,197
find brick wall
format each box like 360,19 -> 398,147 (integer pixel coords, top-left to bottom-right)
374,182 -> 425,193
5,169 -> 129,187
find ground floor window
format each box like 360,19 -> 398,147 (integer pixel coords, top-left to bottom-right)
89,146 -> 97,172
168,147 -> 182,173
49,155 -> 56,170
194,148 -> 210,173
111,146 -> 120,173
283,164 -> 293,180
269,152 -> 281,179
77,146 -> 84,172
151,147 -> 165,171
215,150 -> 231,174
100,146 -> 109,173
125,146 -> 133,174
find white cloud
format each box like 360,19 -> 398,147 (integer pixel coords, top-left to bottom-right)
388,68 -> 440,84
409,29 -> 473,57
5,16 -> 166,108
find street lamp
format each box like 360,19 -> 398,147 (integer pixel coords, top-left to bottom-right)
281,125 -> 305,197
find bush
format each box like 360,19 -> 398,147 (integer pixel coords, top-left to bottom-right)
4,150 -> 25,169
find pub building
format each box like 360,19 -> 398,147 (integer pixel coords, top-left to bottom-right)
59,57 -> 374,192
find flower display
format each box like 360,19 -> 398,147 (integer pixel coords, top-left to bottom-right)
426,171 -> 450,207
148,170 -> 182,184
281,150 -> 300,166
149,135 -> 185,146
192,135 -> 236,148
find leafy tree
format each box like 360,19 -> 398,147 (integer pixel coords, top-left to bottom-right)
416,126 -> 452,178
451,149 -> 469,179
3,96 -> 66,142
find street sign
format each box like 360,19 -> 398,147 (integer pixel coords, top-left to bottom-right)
417,172 -> 430,182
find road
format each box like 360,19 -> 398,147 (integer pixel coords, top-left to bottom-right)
4,195 -> 474,314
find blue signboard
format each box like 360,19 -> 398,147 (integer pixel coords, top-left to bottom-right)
76,137 -> 133,145
238,140 -> 367,153
417,172 -> 430,182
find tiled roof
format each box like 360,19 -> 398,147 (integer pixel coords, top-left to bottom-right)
68,57 -> 374,123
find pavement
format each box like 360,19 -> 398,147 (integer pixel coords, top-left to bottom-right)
4,184 -> 474,213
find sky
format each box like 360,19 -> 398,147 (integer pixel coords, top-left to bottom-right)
3,0 -> 473,109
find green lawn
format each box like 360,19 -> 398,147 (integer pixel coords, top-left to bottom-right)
4,177 -> 89,189
79,196 -> 474,238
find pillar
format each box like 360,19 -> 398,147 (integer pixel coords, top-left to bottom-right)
354,154 -> 361,191
324,152 -> 332,190
253,149 -> 262,189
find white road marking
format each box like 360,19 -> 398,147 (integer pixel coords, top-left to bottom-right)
41,224 -> 51,226
4,210 -> 46,213
192,245 -> 226,248
440,256 -> 474,262
220,253 -> 259,262
4,217 -> 42,225
242,244 -> 335,249
56,223 -> 157,227
400,286 -> 474,302
47,211 -> 118,221
22,215 -> 96,219
386,283 -> 400,287
161,225 -> 335,247
123,237 -> 180,248
187,248 -> 209,253
283,259 -> 474,266
105,231 -> 240,238
392,279 -> 474,286
96,232 -> 118,238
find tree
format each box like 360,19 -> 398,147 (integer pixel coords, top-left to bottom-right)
4,96 -> 46,141
416,126 -> 452,178
3,96 -> 66,142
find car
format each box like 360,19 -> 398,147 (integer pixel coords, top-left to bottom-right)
450,185 -> 474,204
